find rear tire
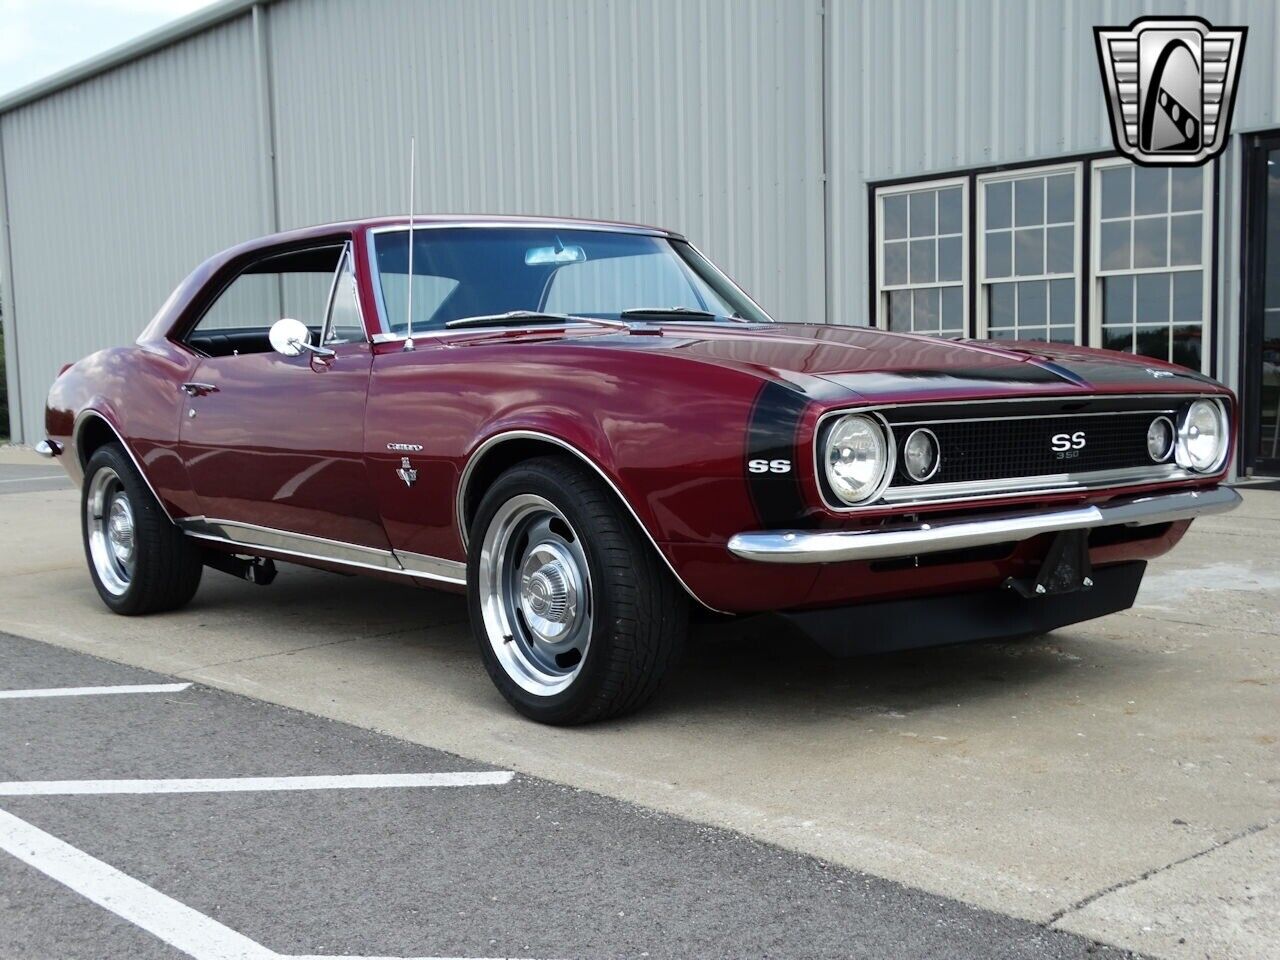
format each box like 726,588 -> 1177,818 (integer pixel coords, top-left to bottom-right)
467,456 -> 688,724
81,443 -> 203,615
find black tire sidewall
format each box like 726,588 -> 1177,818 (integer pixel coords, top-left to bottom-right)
467,461 -> 647,724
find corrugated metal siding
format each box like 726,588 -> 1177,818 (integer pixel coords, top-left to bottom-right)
264,0 -> 825,322
1,15 -> 264,441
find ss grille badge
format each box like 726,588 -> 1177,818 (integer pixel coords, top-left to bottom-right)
396,457 -> 418,488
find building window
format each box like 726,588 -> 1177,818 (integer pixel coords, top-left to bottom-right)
875,177 -> 968,336
1090,158 -> 1212,372
977,164 -> 1082,343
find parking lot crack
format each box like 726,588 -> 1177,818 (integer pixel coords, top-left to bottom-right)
1046,818 -> 1279,927
187,623 -> 459,670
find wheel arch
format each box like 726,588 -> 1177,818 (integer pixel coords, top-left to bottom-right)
72,409 -> 175,523
456,430 -> 722,613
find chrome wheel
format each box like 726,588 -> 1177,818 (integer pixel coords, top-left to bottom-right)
86,467 -> 135,596
478,494 -> 593,697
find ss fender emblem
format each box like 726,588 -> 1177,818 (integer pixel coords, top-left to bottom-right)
748,458 -> 792,474
1050,431 -> 1087,456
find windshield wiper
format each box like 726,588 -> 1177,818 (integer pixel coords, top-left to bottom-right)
444,311 -> 628,331
620,307 -> 745,322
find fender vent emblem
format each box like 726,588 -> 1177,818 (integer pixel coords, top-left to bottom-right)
396,457 -> 418,488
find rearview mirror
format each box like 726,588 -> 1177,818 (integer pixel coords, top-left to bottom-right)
269,317 -> 315,358
525,243 -> 586,266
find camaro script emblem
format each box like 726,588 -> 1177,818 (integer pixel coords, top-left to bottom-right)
396,457 -> 418,488
1094,16 -> 1246,166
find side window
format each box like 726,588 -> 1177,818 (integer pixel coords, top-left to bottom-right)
323,248 -> 366,344
543,253 -> 704,314
186,245 -> 345,357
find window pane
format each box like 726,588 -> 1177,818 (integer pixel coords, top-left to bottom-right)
883,240 -> 908,285
938,187 -> 963,235
1100,221 -> 1130,270
1134,166 -> 1168,215
937,236 -> 962,282
909,239 -> 936,283
1136,273 -> 1171,323
910,191 -> 936,237
1020,326 -> 1050,342
1170,167 -> 1202,213
1100,167 -> 1131,218
1049,278 -> 1074,325
1171,325 -> 1202,369
940,286 -> 964,334
889,290 -> 912,331
985,231 -> 1012,279
1049,325 -> 1075,343
1046,224 -> 1073,274
1018,280 -> 1047,326
1171,270 -> 1203,324
1015,178 -> 1044,227
913,287 -> 940,333
1014,227 -> 1044,275
1170,213 -> 1202,266
883,194 -> 909,240
986,181 -> 1012,229
989,282 -> 1015,329
1046,174 -> 1074,223
1102,326 -> 1133,353
1103,275 -> 1134,324
990,326 -> 1017,340
325,257 -> 365,343
1133,216 -> 1168,268
1135,324 -> 1171,362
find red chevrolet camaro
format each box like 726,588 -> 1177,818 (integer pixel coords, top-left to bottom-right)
41,215 -> 1239,723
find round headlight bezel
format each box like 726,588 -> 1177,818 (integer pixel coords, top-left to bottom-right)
901,427 -> 941,482
1175,399 -> 1229,474
819,413 -> 894,506
1146,416 -> 1175,463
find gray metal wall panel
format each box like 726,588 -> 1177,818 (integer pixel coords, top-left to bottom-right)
1,15 -> 263,442
264,0 -> 826,326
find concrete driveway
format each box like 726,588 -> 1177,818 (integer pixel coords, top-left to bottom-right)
1,446 -> 1276,959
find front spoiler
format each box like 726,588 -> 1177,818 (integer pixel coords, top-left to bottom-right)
772,561 -> 1147,656
727,486 -> 1240,565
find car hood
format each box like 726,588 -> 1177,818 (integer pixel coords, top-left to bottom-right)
554,322 -> 1220,403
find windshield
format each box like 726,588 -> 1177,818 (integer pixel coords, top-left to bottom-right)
369,227 -> 771,334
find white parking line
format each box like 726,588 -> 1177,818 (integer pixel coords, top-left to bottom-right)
0,771 -> 515,796
0,474 -> 65,484
0,807 -> 536,960
0,682 -> 193,700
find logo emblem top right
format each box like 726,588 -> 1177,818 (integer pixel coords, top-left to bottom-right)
1095,16 -> 1247,166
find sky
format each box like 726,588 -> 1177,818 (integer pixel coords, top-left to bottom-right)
0,0 -> 218,98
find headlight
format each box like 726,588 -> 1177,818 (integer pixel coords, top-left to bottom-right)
1175,399 -> 1228,473
1146,416 -> 1174,463
823,414 -> 890,504
902,428 -> 940,482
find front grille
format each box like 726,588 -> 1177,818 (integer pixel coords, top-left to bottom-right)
892,411 -> 1159,485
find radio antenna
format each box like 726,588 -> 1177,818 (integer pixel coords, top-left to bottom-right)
403,136 -> 416,351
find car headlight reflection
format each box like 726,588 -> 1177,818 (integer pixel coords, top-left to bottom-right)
1175,399 -> 1228,473
823,414 -> 890,504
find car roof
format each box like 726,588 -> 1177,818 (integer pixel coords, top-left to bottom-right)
255,214 -> 684,247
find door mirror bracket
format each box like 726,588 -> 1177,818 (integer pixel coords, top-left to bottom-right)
269,318 -> 335,359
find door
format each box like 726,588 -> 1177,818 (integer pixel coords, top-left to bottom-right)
178,242 -> 391,552
1242,133 -> 1280,476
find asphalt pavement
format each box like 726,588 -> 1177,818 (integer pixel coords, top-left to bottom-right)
0,632 -> 1138,960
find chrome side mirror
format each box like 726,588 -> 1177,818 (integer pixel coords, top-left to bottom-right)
269,318 -> 333,358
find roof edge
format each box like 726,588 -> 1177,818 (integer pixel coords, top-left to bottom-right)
0,0 -> 266,116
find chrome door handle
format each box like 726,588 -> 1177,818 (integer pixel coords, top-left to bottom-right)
180,382 -> 218,397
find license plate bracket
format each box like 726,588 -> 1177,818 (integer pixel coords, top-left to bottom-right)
1004,529 -> 1093,598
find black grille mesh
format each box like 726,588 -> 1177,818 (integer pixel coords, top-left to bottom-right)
892,412 -> 1162,486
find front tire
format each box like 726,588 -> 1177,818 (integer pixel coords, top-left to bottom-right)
467,456 -> 688,724
81,443 -> 204,615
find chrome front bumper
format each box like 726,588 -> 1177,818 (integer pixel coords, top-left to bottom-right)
727,486 -> 1241,564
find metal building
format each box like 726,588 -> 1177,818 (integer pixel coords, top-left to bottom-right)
1,0 -> 1278,476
